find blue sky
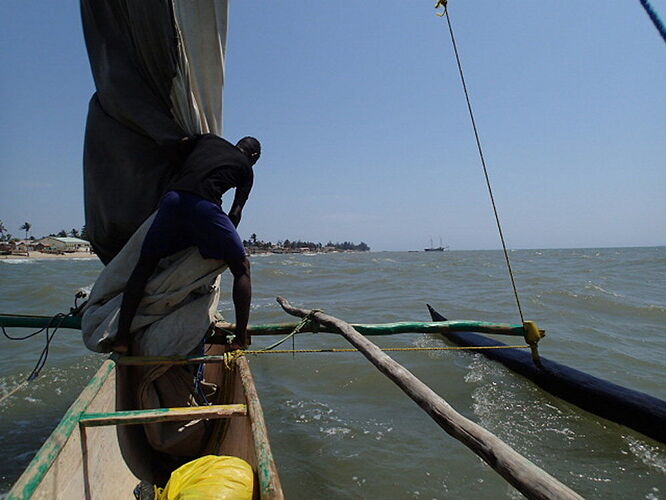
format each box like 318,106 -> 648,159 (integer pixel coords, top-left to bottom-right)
1,1 -> 664,250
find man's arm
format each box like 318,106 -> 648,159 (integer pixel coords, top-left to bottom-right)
227,258 -> 252,350
228,178 -> 252,227
227,192 -> 246,228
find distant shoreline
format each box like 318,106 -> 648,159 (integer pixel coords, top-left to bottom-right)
246,248 -> 367,256
0,251 -> 98,261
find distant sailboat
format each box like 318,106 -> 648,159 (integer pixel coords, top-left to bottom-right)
424,237 -> 448,252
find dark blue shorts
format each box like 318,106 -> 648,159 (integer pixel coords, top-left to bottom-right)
141,190 -> 246,262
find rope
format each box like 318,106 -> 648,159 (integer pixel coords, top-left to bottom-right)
639,0 -> 666,43
2,312 -> 71,382
260,310 -> 322,352
440,4 -> 525,324
246,344 -> 529,354
1,298 -> 80,402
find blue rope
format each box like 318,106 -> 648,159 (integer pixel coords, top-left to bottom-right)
639,0 -> 666,43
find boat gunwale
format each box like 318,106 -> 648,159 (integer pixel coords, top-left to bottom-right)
8,355 -> 284,500
237,356 -> 284,499
6,359 -> 116,500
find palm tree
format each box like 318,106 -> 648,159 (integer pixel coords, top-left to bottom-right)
70,228 -> 80,238
250,233 -> 257,245
0,220 -> 6,240
19,222 -> 32,240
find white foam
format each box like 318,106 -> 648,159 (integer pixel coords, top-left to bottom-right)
624,436 -> 666,473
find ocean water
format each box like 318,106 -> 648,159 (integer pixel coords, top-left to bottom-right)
1,248 -> 665,498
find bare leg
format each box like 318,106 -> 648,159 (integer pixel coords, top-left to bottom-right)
114,254 -> 159,353
226,257 -> 251,350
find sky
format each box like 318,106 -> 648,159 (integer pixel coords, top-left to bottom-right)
0,1 -> 664,251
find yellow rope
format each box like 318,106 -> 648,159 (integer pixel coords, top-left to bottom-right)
246,345 -> 529,354
221,349 -> 245,369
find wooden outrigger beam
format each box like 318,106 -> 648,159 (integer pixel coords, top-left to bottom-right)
0,312 -> 533,337
276,297 -> 582,500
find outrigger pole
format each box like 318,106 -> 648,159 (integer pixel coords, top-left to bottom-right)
0,313 -> 538,338
276,297 -> 582,500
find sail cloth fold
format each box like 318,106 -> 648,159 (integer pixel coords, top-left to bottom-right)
81,214 -> 225,357
80,0 -> 230,481
81,0 -> 228,263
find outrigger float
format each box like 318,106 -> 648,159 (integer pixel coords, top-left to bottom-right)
2,295 -> 665,499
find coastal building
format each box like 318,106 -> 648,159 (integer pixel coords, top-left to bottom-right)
36,237 -> 92,253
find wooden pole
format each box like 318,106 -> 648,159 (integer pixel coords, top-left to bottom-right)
213,319 -> 528,338
0,313 -> 530,337
79,404 -> 247,427
276,297 -> 582,500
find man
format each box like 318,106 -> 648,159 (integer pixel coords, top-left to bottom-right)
112,134 -> 261,354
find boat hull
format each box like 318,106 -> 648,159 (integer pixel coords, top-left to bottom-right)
8,351 -> 283,499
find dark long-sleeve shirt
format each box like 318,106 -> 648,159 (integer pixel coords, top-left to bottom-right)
167,134 -> 253,206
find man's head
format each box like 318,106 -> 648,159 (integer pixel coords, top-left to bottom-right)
236,137 -> 261,166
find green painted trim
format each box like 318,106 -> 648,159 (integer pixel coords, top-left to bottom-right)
353,321 -> 525,336
0,313 -> 82,330
236,320 -> 526,338
0,313 -> 526,337
6,359 -> 115,500
243,320 -> 525,336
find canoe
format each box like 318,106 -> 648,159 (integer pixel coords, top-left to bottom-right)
6,346 -> 283,500
427,304 -> 666,444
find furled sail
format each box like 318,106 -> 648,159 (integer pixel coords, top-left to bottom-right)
81,0 -> 228,264
80,0 -> 231,483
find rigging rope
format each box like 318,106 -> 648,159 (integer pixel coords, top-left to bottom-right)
439,3 -> 525,324
0,294 -> 86,403
1,312 -> 72,382
639,0 -> 666,43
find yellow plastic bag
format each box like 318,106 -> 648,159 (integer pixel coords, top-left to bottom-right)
155,455 -> 254,500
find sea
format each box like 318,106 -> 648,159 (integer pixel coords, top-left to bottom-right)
1,247 -> 665,499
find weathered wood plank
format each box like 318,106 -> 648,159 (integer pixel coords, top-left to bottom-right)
237,356 -> 284,500
277,297 -> 582,500
79,404 -> 247,427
